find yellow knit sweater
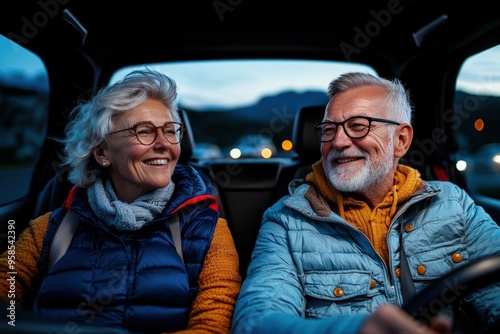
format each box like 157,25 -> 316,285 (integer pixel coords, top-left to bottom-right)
0,213 -> 241,334
306,161 -> 422,266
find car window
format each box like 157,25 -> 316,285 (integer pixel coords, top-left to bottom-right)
0,34 -> 49,205
455,44 -> 500,199
111,60 -> 377,161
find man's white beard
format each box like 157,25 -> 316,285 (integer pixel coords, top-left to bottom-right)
323,139 -> 395,193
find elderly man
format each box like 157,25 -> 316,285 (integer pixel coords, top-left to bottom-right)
232,72 -> 500,334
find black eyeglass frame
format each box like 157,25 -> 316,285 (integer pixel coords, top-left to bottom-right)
314,116 -> 401,142
107,121 -> 185,145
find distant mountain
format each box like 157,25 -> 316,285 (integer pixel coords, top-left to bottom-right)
184,90 -> 328,148
234,90 -> 328,122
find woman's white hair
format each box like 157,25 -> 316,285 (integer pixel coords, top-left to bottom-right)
59,69 -> 179,188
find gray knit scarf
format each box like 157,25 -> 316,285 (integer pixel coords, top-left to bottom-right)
87,177 -> 175,231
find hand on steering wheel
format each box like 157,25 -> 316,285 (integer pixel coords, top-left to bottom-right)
402,254 -> 500,334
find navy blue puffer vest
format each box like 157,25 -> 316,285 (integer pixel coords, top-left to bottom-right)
34,165 -> 219,333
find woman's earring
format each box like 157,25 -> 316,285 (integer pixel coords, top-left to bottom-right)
102,162 -> 108,167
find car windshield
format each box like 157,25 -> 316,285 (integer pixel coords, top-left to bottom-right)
110,59 -> 377,161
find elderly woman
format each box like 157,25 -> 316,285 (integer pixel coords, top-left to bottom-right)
0,69 -> 241,333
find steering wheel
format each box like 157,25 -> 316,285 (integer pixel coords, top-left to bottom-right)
402,254 -> 500,334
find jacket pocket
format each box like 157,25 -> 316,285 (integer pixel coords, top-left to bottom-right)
407,244 -> 469,299
303,270 -> 374,317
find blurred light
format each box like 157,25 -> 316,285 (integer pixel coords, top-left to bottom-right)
282,140 -> 293,151
456,160 -> 467,172
230,148 -> 241,159
493,154 -> 500,164
261,148 -> 273,159
474,118 -> 484,131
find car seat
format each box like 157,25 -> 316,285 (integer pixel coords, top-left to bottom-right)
291,105 -> 325,179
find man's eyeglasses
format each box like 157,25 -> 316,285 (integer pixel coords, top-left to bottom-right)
107,121 -> 185,145
314,116 -> 401,142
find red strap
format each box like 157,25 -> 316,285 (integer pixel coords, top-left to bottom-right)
170,194 -> 219,214
62,185 -> 79,210
432,164 -> 449,182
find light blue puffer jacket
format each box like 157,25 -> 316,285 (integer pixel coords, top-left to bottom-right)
232,179 -> 500,334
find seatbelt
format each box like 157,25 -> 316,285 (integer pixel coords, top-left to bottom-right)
170,213 -> 184,264
48,210 -> 80,271
48,185 -> 80,271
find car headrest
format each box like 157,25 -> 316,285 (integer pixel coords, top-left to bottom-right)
292,105 -> 325,163
179,108 -> 195,163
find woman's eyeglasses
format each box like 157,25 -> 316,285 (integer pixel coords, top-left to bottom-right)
107,121 -> 185,145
